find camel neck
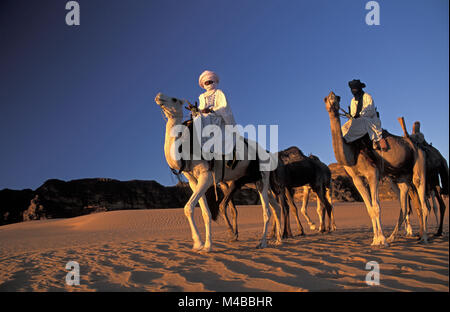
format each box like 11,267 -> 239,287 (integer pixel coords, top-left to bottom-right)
164,116 -> 183,171
328,110 -> 356,166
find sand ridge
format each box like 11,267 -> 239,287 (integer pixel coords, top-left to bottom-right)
0,201 -> 448,291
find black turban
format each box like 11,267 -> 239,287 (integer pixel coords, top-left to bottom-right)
348,79 -> 366,89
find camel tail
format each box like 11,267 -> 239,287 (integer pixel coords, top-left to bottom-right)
204,186 -> 221,221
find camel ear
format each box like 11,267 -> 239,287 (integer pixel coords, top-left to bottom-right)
324,96 -> 328,103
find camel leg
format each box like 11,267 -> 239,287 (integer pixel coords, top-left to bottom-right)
409,187 -> 424,238
387,182 -> 409,243
404,195 -> 413,237
429,190 -> 439,227
198,195 -> 213,252
256,174 -> 281,248
268,190 -> 285,240
413,150 -> 429,243
218,182 -> 238,241
280,192 -> 293,238
285,188 -> 305,236
314,184 -> 333,232
183,172 -> 213,251
316,200 -> 325,233
300,186 -> 316,230
228,199 -> 239,241
267,190 -> 283,244
367,170 -> 387,246
434,188 -> 446,236
326,186 -> 336,231
344,167 -> 384,246
313,186 -> 327,233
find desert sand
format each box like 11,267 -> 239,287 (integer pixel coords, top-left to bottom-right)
0,200 -> 448,292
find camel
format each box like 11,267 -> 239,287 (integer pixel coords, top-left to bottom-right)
300,184 -> 335,231
155,93 -> 283,252
298,156 -> 336,232
324,91 -> 429,246
269,147 -> 335,237
401,137 -> 449,237
415,137 -> 448,236
217,147 -> 335,240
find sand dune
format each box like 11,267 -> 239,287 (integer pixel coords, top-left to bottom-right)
0,201 -> 448,292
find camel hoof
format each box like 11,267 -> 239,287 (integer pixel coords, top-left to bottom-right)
371,239 -> 389,247
192,244 -> 204,251
273,239 -> 283,246
386,236 -> 395,243
433,232 -> 443,237
256,242 -> 267,249
199,246 -> 212,253
228,233 -> 239,242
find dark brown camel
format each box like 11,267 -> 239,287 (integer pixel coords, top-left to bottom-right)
217,146 -> 334,241
269,147 -> 334,238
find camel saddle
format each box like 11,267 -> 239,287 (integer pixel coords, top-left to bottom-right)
177,119 -> 240,177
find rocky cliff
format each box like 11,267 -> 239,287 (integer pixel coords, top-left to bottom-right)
0,163 -> 398,226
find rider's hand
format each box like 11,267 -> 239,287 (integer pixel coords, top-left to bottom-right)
201,108 -> 212,114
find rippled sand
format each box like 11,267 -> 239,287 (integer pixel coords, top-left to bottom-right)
0,201 -> 448,291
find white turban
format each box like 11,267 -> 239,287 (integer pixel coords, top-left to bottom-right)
198,70 -> 219,88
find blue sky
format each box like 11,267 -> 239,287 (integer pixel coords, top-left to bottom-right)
0,0 -> 448,190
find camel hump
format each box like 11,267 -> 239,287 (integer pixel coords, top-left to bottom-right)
308,154 -> 321,162
279,146 -> 307,164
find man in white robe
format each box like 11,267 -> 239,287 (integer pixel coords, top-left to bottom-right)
193,70 -> 236,162
341,79 -> 388,151
193,70 -> 278,171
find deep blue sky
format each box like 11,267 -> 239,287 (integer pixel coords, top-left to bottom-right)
0,0 -> 448,190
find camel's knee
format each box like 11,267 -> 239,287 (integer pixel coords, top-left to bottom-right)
184,204 -> 194,218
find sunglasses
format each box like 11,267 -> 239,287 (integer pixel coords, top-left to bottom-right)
204,80 -> 214,86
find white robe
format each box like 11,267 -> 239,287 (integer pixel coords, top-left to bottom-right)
192,89 -> 277,171
193,89 -> 236,159
341,93 -> 383,143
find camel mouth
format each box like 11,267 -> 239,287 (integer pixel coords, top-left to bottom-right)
155,93 -> 164,105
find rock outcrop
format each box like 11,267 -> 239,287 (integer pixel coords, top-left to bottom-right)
0,162 -> 398,226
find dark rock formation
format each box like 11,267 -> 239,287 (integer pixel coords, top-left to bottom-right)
0,178 -> 260,226
0,188 -> 34,226
0,162 -> 398,227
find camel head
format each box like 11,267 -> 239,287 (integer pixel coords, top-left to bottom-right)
324,91 -> 341,115
155,93 -> 184,119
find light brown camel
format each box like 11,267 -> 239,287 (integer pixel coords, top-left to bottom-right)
155,93 -> 283,252
324,91 -> 429,245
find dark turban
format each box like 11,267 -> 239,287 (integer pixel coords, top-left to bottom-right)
348,79 -> 366,89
